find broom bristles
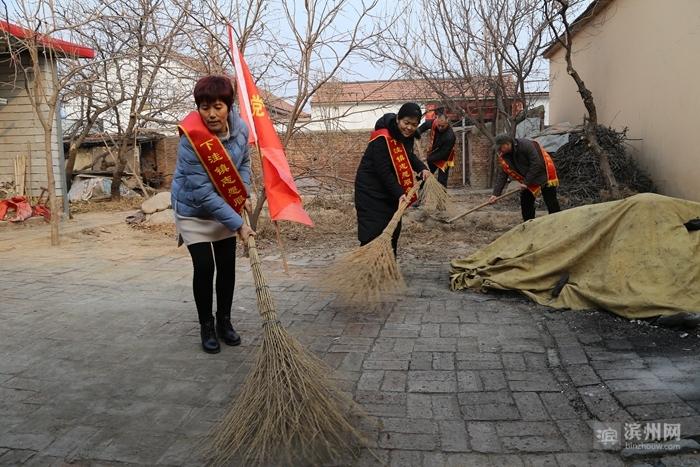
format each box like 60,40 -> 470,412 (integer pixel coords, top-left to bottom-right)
419,174 -> 450,212
206,218 -> 368,466
321,183 -> 420,305
207,321 -> 366,466
320,230 -> 405,304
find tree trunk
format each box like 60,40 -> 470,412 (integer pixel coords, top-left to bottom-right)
584,122 -> 617,195
553,0 -> 620,198
111,161 -> 127,199
250,188 -> 267,230
65,142 -> 79,190
43,127 -> 60,246
111,146 -> 129,199
565,66 -> 619,196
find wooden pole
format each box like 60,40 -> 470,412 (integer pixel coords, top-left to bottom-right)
26,142 -> 33,203
445,188 -> 519,223
254,142 -> 290,275
274,221 -> 290,274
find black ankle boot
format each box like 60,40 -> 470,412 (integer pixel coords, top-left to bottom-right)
216,314 -> 241,346
200,320 -> 220,354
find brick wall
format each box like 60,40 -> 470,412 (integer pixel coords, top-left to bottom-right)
467,129 -> 495,189
284,130 -> 367,184
154,137 -> 180,187
154,128 -> 494,191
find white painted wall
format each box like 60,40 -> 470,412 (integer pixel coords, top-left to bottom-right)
307,102 -> 415,131
548,0 -> 700,201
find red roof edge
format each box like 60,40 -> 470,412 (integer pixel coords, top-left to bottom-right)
0,20 -> 95,59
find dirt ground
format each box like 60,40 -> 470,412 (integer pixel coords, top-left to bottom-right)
81,190 -> 525,263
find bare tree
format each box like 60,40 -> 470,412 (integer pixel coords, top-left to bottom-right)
374,0 -> 552,186
64,0 -> 203,199
169,0 -> 272,86
61,57 -> 129,189
544,0 -> 618,195
122,0 -> 393,227
2,1 -> 99,245
242,0 -> 393,227
177,0 -> 398,226
378,0 -> 550,136
83,0 -> 191,199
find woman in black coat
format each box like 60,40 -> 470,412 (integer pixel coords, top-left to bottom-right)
354,102 -> 430,255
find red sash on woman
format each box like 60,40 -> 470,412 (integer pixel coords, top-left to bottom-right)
369,129 -> 417,204
178,111 -> 248,214
430,120 -> 456,172
498,141 -> 558,196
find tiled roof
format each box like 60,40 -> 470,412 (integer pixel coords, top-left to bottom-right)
259,89 -> 310,119
312,78 -> 507,105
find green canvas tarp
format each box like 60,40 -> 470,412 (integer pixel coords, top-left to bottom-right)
450,193 -> 700,319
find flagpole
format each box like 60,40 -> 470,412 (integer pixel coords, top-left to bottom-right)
254,142 -> 290,275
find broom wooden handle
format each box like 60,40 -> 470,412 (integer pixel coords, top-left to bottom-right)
445,188 -> 520,224
383,183 -> 421,235
242,211 -> 277,322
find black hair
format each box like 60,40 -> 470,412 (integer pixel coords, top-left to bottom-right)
397,102 -> 422,120
494,134 -> 514,147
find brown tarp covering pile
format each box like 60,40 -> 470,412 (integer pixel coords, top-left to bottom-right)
450,193 -> 700,319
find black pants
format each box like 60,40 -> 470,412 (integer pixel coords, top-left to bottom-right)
428,161 -> 449,187
360,220 -> 402,256
186,237 -> 236,324
520,185 -> 561,221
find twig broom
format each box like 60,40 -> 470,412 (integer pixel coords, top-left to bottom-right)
207,213 -> 366,466
414,140 -> 451,214
321,183 -> 420,304
419,172 -> 450,212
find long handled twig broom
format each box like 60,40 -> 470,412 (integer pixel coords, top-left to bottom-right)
414,142 -> 450,212
321,183 -> 420,304
443,188 -> 519,224
419,172 -> 451,212
207,213 -> 366,466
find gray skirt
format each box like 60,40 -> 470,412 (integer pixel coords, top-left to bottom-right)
175,212 -> 236,246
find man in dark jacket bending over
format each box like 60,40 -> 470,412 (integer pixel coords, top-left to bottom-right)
488,134 -> 561,221
418,111 -> 456,187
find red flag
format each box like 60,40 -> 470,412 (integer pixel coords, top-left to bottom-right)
228,25 -> 313,227
227,26 -> 257,145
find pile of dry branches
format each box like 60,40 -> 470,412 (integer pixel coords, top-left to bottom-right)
552,126 -> 655,207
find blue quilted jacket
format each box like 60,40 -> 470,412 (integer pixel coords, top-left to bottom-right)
171,109 -> 251,232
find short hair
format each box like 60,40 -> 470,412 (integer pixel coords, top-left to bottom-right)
193,75 -> 234,110
494,134 -> 514,147
397,102 -> 422,120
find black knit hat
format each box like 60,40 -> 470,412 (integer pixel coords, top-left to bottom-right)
397,102 -> 422,120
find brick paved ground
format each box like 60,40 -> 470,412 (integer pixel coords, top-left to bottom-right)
0,213 -> 698,466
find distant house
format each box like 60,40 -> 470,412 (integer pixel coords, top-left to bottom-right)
0,21 -> 94,202
308,78 -> 548,131
258,89 -> 310,132
544,0 -> 700,201
296,78 -> 550,189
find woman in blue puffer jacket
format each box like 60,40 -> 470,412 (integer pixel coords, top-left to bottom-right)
171,75 -> 255,354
